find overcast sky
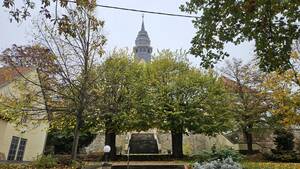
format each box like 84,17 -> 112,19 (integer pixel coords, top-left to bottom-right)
0,0 -> 255,68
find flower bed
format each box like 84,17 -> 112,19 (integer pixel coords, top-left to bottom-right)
191,159 -> 300,169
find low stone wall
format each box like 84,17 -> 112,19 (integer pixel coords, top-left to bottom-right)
156,133 -> 171,154
88,128 -> 300,156
184,134 -> 237,155
85,134 -> 128,155
226,128 -> 300,153
85,134 -> 105,154
148,131 -> 236,155
86,132 -> 237,156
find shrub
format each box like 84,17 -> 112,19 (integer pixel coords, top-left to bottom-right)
274,129 -> 294,151
212,148 -> 243,162
266,151 -> 298,162
193,157 -> 242,169
45,129 -> 96,154
55,155 -> 72,166
192,150 -> 212,162
32,155 -> 58,169
69,160 -> 83,169
265,128 -> 299,162
193,147 -> 243,162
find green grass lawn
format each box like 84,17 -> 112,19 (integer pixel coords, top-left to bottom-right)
242,162 -> 300,169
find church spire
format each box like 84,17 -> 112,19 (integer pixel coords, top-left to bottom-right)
141,14 -> 145,31
134,14 -> 152,62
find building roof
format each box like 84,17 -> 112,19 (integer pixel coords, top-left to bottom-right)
220,76 -> 239,89
0,67 -> 33,87
221,76 -> 256,93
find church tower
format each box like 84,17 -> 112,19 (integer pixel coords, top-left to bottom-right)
133,15 -> 152,62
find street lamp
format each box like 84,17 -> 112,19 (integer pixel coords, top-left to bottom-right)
103,145 -> 111,166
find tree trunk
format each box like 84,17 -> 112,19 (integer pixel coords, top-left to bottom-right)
243,125 -> 253,154
171,131 -> 183,158
71,112 -> 83,160
105,130 -> 116,159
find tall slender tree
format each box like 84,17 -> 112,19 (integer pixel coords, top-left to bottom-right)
0,3 -> 106,159
37,4 -> 106,159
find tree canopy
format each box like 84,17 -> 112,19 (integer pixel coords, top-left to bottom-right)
147,50 -> 233,157
95,50 -> 151,133
180,0 -> 300,72
150,51 -> 233,134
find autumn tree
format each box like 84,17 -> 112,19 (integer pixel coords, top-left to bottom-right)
222,59 -> 270,154
148,50 -> 233,158
38,5 -> 106,160
180,1 -> 300,72
262,48 -> 300,126
0,4 -> 106,160
0,44 -> 58,119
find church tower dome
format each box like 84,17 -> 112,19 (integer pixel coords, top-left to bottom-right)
134,15 -> 152,62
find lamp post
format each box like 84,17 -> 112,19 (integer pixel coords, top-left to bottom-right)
103,145 -> 111,166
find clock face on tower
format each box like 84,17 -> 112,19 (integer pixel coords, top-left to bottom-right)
134,16 -> 152,62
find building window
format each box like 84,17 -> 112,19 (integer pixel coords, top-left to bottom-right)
7,136 -> 19,161
7,136 -> 27,161
16,138 -> 27,161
